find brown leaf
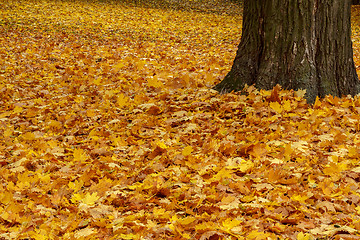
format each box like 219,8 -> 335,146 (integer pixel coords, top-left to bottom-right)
199,231 -> 224,240
268,84 -> 282,103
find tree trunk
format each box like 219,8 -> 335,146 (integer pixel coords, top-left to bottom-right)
214,0 -> 360,103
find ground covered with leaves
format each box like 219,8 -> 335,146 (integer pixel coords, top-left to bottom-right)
1,0 -> 360,239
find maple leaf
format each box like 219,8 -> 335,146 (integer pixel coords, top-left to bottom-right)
113,62 -> 125,71
295,89 -> 307,98
117,93 -> 129,108
72,192 -> 99,206
73,148 -> 87,162
221,218 -> 242,233
177,216 -> 196,226
211,168 -> 233,182
2,1 -> 360,239
68,180 -> 84,192
118,234 -> 139,240
268,84 -> 281,103
147,75 -> 163,88
269,101 -> 283,114
182,146 -> 193,156
297,232 -> 313,240
218,195 -> 240,210
74,227 -> 96,238
22,132 -> 36,141
82,192 -> 99,206
13,106 -> 23,114
93,77 -> 102,85
226,157 -> 254,173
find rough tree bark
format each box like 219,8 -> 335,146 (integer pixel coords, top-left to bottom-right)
214,0 -> 360,103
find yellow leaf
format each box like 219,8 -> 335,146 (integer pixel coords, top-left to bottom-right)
239,160 -> 254,173
153,208 -> 171,219
142,177 -> 155,190
291,141 -> 308,153
211,168 -> 232,181
89,129 -> 98,137
182,146 -> 193,156
1,211 -> 10,221
136,60 -> 146,70
74,227 -> 96,238
146,220 -> 158,229
222,218 -> 242,232
291,194 -> 309,204
313,96 -> 322,108
86,109 -> 97,117
247,230 -> 266,239
205,73 -> 214,83
283,100 -> 292,111
75,95 -> 84,103
13,106 -> 23,114
307,175 -> 317,186
118,234 -> 138,240
0,111 -> 10,119
250,143 -> 267,158
171,214 -> 178,222
156,141 -> 167,149
219,195 -> 240,210
117,94 -> 129,108
284,143 -> 293,161
348,147 -> 358,158
93,77 -> 102,85
195,221 -> 216,231
4,128 -> 12,138
22,132 -> 35,141
105,89 -> 115,98
0,191 -> 13,205
181,232 -> 191,239
134,94 -> 144,105
49,120 -> 62,130
71,193 -> 82,203
68,180 -> 84,192
295,89 -> 306,98
297,232 -> 313,240
147,76 -> 162,88
30,229 -> 48,240
177,216 -> 196,225
82,192 -> 99,206
112,137 -> 126,147
356,206 -> 360,214
269,101 -> 283,114
323,162 -> 347,176
113,62 -> 124,70
73,148 -> 87,162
